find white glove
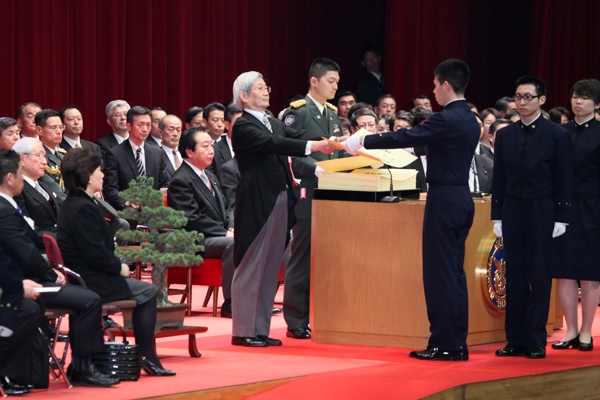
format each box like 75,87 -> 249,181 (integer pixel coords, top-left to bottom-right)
552,222 -> 567,238
344,135 -> 363,155
492,221 -> 502,237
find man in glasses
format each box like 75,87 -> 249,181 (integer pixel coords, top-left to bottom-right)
374,94 -> 397,116
95,100 -> 131,161
492,76 -> 572,359
350,109 -> 379,134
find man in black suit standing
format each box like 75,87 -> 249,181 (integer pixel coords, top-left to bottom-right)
58,105 -> 101,153
167,127 -> 235,318
209,105 -> 241,178
345,59 -> 480,361
470,153 -> 494,194
355,47 -> 384,106
0,149 -> 118,387
103,106 -> 168,211
159,114 -> 183,183
95,100 -> 131,161
230,71 -> 336,347
203,103 -> 226,142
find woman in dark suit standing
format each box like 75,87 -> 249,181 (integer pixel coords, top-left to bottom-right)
552,79 -> 600,351
57,148 -> 175,375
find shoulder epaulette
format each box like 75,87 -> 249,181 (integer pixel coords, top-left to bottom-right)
290,99 -> 306,109
56,147 -> 67,154
325,102 -> 338,112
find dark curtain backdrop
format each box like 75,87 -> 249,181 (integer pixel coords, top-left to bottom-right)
0,0 -> 597,143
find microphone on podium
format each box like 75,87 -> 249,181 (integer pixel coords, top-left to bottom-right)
381,167 -> 401,203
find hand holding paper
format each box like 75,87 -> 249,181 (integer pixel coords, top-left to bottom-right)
344,135 -> 363,155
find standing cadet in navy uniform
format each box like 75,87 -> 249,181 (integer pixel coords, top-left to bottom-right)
492,76 -> 572,359
345,59 -> 479,361
281,58 -> 344,339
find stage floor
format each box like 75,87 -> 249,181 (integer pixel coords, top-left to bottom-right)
26,283 -> 600,400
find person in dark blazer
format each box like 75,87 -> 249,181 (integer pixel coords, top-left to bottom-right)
210,105 -> 243,185
158,115 -> 183,183
0,149 -> 118,387
95,100 -> 131,161
219,157 -> 239,209
167,127 -> 235,317
281,58 -> 345,339
57,147 -> 175,377
102,106 -> 168,211
345,59 -> 480,361
355,48 -> 384,106
59,105 -> 101,154
147,107 -> 167,148
492,76 -> 572,359
471,153 -> 494,194
230,71 -> 336,347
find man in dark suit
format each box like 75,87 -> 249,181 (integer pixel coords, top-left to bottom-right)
159,114 -> 183,183
0,149 -> 118,387
95,100 -> 131,161
58,105 -> 101,153
16,102 -> 41,139
12,138 -> 61,247
355,47 -> 384,106
103,106 -> 168,210
147,107 -> 167,147
471,153 -> 494,194
219,157 -> 239,210
230,71 -> 336,347
203,102 -> 226,142
492,76 -> 572,359
167,127 -> 235,317
281,58 -> 344,339
209,105 -> 241,177
345,59 -> 480,361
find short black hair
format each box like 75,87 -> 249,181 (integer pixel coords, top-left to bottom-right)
434,59 -> 469,95
225,105 -> 243,122
34,109 -> 60,127
179,126 -> 208,158
0,149 -> 20,185
61,147 -> 102,194
126,106 -> 152,124
389,111 -> 413,131
494,96 -> 514,113
548,107 -> 572,124
351,109 -> 378,127
375,94 -> 396,108
17,102 -> 41,119
571,79 -> 600,105
515,76 -> 546,97
335,90 -> 356,105
481,108 -> 501,121
413,109 -> 435,125
202,102 -> 226,121
308,58 -> 340,83
489,119 -> 511,137
347,102 -> 373,120
185,107 -> 203,124
59,104 -> 83,122
411,95 -> 430,108
505,110 -> 520,120
150,107 -> 165,112
0,118 -> 19,134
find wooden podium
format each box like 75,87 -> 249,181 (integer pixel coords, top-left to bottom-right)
310,197 -> 562,349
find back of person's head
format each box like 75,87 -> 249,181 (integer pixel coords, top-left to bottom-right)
60,147 -> 103,194
433,59 -> 469,95
515,76 -> 546,96
347,102 -> 373,120
185,107 -> 203,124
34,109 -> 60,126
351,109 -> 378,127
126,106 -> 152,124
505,110 -> 520,121
494,96 -> 514,113
225,105 -> 243,122
339,116 -> 351,134
570,79 -> 600,105
179,126 -> 207,158
413,109 -> 435,125
308,58 -> 340,83
0,149 -> 20,185
489,118 -> 511,137
202,102 -> 226,121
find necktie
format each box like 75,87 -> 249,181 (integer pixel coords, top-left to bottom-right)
263,114 -> 273,133
74,141 -> 82,148
34,181 -> 50,201
136,147 -> 146,176
323,107 -> 327,118
173,150 -> 181,169
200,170 -> 212,192
16,206 -> 23,216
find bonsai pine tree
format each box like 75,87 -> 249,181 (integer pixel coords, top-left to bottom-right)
115,177 -> 204,306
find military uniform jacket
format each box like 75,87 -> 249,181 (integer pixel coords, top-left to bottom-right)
491,116 -> 573,222
43,144 -> 65,189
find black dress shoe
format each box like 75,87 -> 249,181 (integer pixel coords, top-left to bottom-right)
69,364 -> 120,387
0,376 -> 30,395
272,307 -> 282,314
257,335 -> 282,346
552,335 -> 579,349
409,346 -> 469,361
220,301 -> 232,318
495,343 -> 528,357
286,327 -> 311,339
526,348 -> 546,359
140,356 -> 176,376
579,337 -> 593,351
232,336 -> 268,347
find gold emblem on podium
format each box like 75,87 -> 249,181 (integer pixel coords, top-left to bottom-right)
485,237 -> 506,312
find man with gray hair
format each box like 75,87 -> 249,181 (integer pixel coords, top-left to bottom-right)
0,118 -> 20,151
95,100 -> 131,160
159,114 -> 183,182
230,71 -> 336,347
16,102 -> 41,139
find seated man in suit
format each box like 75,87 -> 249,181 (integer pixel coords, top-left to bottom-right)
184,106 -> 204,130
159,114 -> 183,183
203,102 -> 226,142
36,109 -> 67,192
209,105 -> 240,177
12,138 -> 61,247
0,149 -> 118,387
471,153 -> 494,194
148,107 -> 167,147
95,100 -> 131,161
0,118 -> 20,151
59,105 -> 101,153
16,102 -> 41,139
103,106 -> 168,211
167,127 -> 235,317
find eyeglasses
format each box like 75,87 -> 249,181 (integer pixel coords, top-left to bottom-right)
24,152 -> 47,160
112,112 -> 128,119
514,93 -> 541,102
251,86 -> 271,93
358,122 -> 377,129
45,125 -> 66,131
